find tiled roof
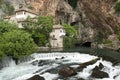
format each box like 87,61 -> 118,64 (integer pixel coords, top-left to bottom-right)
53,24 -> 64,29
15,7 -> 39,15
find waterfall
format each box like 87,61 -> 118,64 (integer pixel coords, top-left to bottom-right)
0,56 -> 16,68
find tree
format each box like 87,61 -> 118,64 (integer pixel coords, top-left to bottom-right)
0,30 -> 37,60
2,1 -> 15,15
0,0 -> 3,6
23,16 -> 54,46
0,21 -> 18,35
62,24 -> 77,48
32,32 -> 47,46
114,1 -> 120,16
0,50 -> 4,60
37,16 -> 54,37
62,24 -> 77,38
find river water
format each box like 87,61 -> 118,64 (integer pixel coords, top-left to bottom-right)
0,52 -> 120,80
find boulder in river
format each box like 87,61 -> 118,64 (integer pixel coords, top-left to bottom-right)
26,75 -> 45,80
91,68 -> 109,78
77,78 -> 85,80
77,58 -> 100,71
93,63 -> 104,71
99,62 -> 104,70
31,60 -> 39,65
59,66 -> 77,77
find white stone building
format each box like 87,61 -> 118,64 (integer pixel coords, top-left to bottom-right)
50,25 -> 66,48
4,7 -> 38,28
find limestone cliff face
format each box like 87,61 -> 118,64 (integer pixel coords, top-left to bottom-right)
24,0 -> 79,24
76,0 -> 120,49
77,0 -> 118,38
9,0 -> 120,48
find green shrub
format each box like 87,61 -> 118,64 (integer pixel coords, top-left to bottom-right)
114,1 -> 120,15
117,34 -> 120,41
62,24 -> 77,38
23,16 -> 54,46
63,36 -> 76,48
0,21 -> 18,35
37,16 -> 54,36
2,1 -> 14,15
0,51 -> 4,60
32,32 -> 47,46
62,24 -> 77,48
0,30 -> 37,59
103,39 -> 112,44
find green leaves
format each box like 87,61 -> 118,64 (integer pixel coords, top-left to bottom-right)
62,24 -> 77,38
23,16 -> 54,46
2,1 -> 15,15
0,21 -> 37,59
0,21 -> 18,35
114,1 -> 120,15
0,30 -> 37,59
37,16 -> 54,35
62,24 -> 77,48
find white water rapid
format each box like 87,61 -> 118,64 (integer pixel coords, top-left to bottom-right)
0,52 -> 120,80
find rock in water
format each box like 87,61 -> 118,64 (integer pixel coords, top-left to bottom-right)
99,62 -> 104,70
59,66 -> 77,77
26,75 -> 45,80
91,70 -> 109,78
77,58 -> 100,71
78,78 -> 85,80
93,63 -> 104,71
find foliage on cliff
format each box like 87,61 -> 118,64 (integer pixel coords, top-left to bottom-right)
0,21 -> 18,35
63,24 -> 77,38
0,21 -> 37,59
63,24 -> 77,48
2,1 -> 14,15
23,16 -> 54,46
114,1 -> 120,15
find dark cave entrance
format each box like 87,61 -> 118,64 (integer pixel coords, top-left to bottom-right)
81,42 -> 92,47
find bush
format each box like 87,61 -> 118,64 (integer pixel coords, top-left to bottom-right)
114,1 -> 120,15
62,24 -> 77,38
63,37 -> 76,48
103,39 -> 112,44
62,24 -> 77,48
117,33 -> 120,41
0,51 -> 4,60
0,21 -> 18,35
37,16 -> 54,37
0,30 -> 37,59
32,32 -> 47,46
23,16 -> 54,46
2,1 -> 15,15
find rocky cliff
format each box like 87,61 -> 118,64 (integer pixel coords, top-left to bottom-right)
3,0 -> 120,49
77,0 -> 118,39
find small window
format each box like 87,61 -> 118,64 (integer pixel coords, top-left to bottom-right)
53,35 -> 55,38
60,30 -> 62,32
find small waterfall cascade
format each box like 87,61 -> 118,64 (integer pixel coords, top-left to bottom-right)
1,56 -> 16,68
31,52 -> 81,60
